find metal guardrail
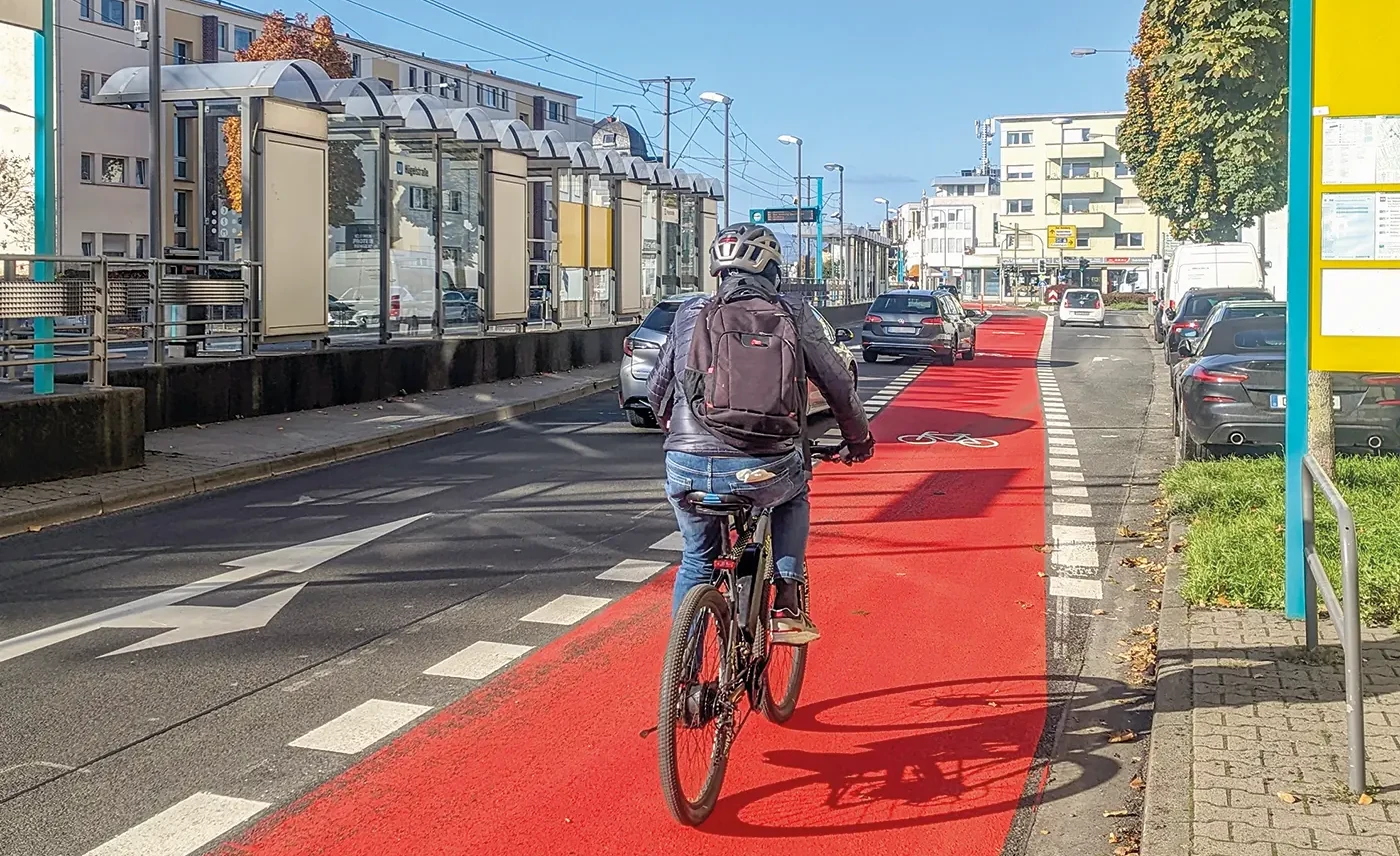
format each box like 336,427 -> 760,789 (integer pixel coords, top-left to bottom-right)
0,254 -> 111,388
1302,452 -> 1366,794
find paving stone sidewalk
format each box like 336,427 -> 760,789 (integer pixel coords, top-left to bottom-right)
0,365 -> 618,537
1143,561 -> 1400,856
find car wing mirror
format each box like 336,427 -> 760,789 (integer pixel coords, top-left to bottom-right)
836,327 -> 854,343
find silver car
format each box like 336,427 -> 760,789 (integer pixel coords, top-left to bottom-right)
619,296 -> 858,429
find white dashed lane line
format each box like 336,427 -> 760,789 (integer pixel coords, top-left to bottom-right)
288,699 -> 433,755
81,792 -> 271,856
519,594 -> 612,626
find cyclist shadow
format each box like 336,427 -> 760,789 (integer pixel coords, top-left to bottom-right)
699,677 -> 1120,838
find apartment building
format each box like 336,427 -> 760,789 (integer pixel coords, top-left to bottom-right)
7,0 -> 581,257
994,111 -> 1168,291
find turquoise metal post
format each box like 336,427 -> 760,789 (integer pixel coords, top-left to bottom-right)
1284,0 -> 1313,619
32,0 -> 57,395
815,177 -> 824,282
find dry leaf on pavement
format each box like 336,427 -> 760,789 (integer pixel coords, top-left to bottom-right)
1359,793 -> 1375,805
1277,791 -> 1299,804
1104,808 -> 1130,817
1130,776 -> 1146,790
1107,730 -> 1137,744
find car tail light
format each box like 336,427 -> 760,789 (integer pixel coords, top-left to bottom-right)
623,337 -> 634,357
1093,297 -> 1103,308
921,317 -> 941,325
865,315 -> 883,324
1191,365 -> 1249,384
389,294 -> 401,319
1202,395 -> 1237,403
1170,320 -> 1200,332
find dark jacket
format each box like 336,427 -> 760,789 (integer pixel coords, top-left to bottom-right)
646,273 -> 870,457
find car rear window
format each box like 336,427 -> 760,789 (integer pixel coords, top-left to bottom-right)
1182,292 -> 1273,318
1234,329 -> 1286,350
1065,291 -> 1101,308
871,295 -> 939,315
641,303 -> 682,333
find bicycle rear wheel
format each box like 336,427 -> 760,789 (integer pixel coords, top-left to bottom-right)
758,569 -> 808,724
657,584 -> 732,826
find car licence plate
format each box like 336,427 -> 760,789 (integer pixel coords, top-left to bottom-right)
1270,395 -> 1341,410
885,326 -> 917,335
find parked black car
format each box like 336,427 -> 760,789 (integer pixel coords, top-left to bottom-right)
861,289 -> 976,366
1164,287 -> 1274,366
1175,316 -> 1400,460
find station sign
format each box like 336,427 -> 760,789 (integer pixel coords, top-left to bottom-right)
750,207 -> 818,225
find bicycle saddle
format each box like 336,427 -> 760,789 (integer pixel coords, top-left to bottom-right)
684,491 -> 753,516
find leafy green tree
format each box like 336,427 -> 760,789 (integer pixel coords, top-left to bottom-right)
1119,0 -> 1289,242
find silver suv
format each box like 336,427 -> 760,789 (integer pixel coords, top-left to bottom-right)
619,296 -> 857,429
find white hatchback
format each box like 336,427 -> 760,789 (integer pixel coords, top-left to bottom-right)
1058,288 -> 1106,327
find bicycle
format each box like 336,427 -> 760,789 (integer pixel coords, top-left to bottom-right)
896,431 -> 999,448
656,442 -> 847,826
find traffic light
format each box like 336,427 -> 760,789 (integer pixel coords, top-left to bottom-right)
1037,259 -> 1047,275
1079,258 -> 1090,272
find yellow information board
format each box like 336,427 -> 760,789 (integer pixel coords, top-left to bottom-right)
557,201 -> 586,269
1048,225 -> 1077,250
1310,0 -> 1400,372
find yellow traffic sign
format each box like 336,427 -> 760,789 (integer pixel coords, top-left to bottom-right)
1048,225 -> 1078,250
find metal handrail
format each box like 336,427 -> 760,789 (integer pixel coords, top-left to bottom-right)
0,254 -> 110,388
1302,452 -> 1365,794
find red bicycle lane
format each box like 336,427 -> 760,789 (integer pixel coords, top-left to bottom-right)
219,312 -> 1052,856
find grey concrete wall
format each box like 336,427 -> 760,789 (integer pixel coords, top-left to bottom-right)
0,385 -> 144,486
112,325 -> 629,432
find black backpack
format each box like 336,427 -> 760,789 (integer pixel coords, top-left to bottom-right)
681,292 -> 805,452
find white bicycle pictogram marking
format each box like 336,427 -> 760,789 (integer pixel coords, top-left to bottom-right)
896,432 -> 999,448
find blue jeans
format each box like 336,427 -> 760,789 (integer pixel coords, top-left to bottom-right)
664,450 -> 810,615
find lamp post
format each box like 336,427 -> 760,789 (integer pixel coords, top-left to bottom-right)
1052,116 -> 1072,289
778,134 -> 803,279
700,92 -> 732,225
1069,47 -> 1131,57
825,163 -> 844,294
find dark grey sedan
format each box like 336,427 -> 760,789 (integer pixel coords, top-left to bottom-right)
1175,316 -> 1400,460
860,289 -> 975,366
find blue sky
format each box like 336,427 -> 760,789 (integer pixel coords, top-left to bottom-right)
314,0 -> 1144,225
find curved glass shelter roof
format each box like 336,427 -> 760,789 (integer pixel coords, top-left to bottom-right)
566,141 -> 600,172
94,59 -> 336,105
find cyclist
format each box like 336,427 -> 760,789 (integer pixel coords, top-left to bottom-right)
647,223 -> 875,644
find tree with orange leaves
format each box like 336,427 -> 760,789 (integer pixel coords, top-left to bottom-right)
221,12 -> 362,226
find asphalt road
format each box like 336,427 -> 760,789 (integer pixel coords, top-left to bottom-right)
0,310 -> 1165,856
0,356 -> 908,855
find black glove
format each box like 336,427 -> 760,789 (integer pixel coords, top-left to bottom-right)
845,433 -> 876,464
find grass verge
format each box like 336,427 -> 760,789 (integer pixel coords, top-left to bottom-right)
1160,455 -> 1400,625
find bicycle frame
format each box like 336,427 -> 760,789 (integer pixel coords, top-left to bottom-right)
708,506 -> 776,711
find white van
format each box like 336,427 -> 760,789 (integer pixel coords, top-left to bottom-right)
1153,242 -> 1265,342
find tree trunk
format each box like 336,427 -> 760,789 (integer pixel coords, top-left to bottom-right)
1308,370 -> 1335,477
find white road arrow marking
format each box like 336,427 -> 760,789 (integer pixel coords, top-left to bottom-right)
1092,355 -> 1127,362
1078,334 -> 1111,339
0,515 -> 429,664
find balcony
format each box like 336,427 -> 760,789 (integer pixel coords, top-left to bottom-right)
1051,141 -> 1108,160
1053,175 -> 1106,195
1056,211 -> 1106,229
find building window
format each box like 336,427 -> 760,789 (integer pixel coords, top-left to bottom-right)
80,153 -> 94,182
134,2 -> 145,25
1006,165 -> 1033,181
135,157 -> 148,187
1060,161 -> 1091,179
408,67 -> 417,89
1062,127 -> 1091,143
445,190 -> 463,213
174,190 -> 190,247
233,26 -> 254,52
1006,198 -> 1033,215
378,77 -> 394,92
101,155 -> 126,184
452,78 -> 462,101
351,53 -> 361,77
1115,161 -> 1136,178
217,23 -> 227,51
1075,235 -> 1090,249
548,101 -> 560,121
135,234 -> 148,258
102,233 -> 128,257
1061,196 -> 1090,214
174,117 -> 189,179
80,0 -> 93,19
1115,232 -> 1145,249
1006,130 -> 1033,146
80,72 -> 93,101
1115,195 -> 1145,214
100,0 -> 125,26
81,233 -> 95,255
173,40 -> 190,65
408,186 -> 432,210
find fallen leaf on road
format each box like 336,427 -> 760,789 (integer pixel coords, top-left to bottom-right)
987,700 -> 999,707
1104,808 -> 1130,817
1037,571 -> 1048,578
1122,556 -> 1149,568
1034,544 -> 1054,554
1130,776 -> 1145,790
1126,584 -> 1140,592
1277,791 -> 1299,804
1108,832 -> 1119,843
25,525 -> 41,533
1114,847 -> 1139,856
1108,730 -> 1137,744
1093,608 -> 1108,616
1359,793 -> 1375,805
1016,600 -> 1032,609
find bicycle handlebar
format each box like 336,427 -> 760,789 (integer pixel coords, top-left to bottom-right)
810,441 -> 852,464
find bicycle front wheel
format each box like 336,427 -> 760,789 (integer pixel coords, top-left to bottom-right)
657,584 -> 732,826
758,572 -> 808,724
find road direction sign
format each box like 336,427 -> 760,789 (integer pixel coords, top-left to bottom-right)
0,514 -> 430,662
750,207 -> 818,225
1048,225 -> 1078,249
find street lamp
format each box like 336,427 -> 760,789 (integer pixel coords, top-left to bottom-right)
1070,47 -> 1131,57
779,134 -> 803,279
0,103 -> 37,119
699,91 -> 732,225
1052,116 -> 1072,288
825,163 -> 844,288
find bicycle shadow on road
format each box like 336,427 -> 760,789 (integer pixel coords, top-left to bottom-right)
695,675 -> 1127,839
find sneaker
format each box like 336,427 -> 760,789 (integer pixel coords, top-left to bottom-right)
770,607 -> 821,645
